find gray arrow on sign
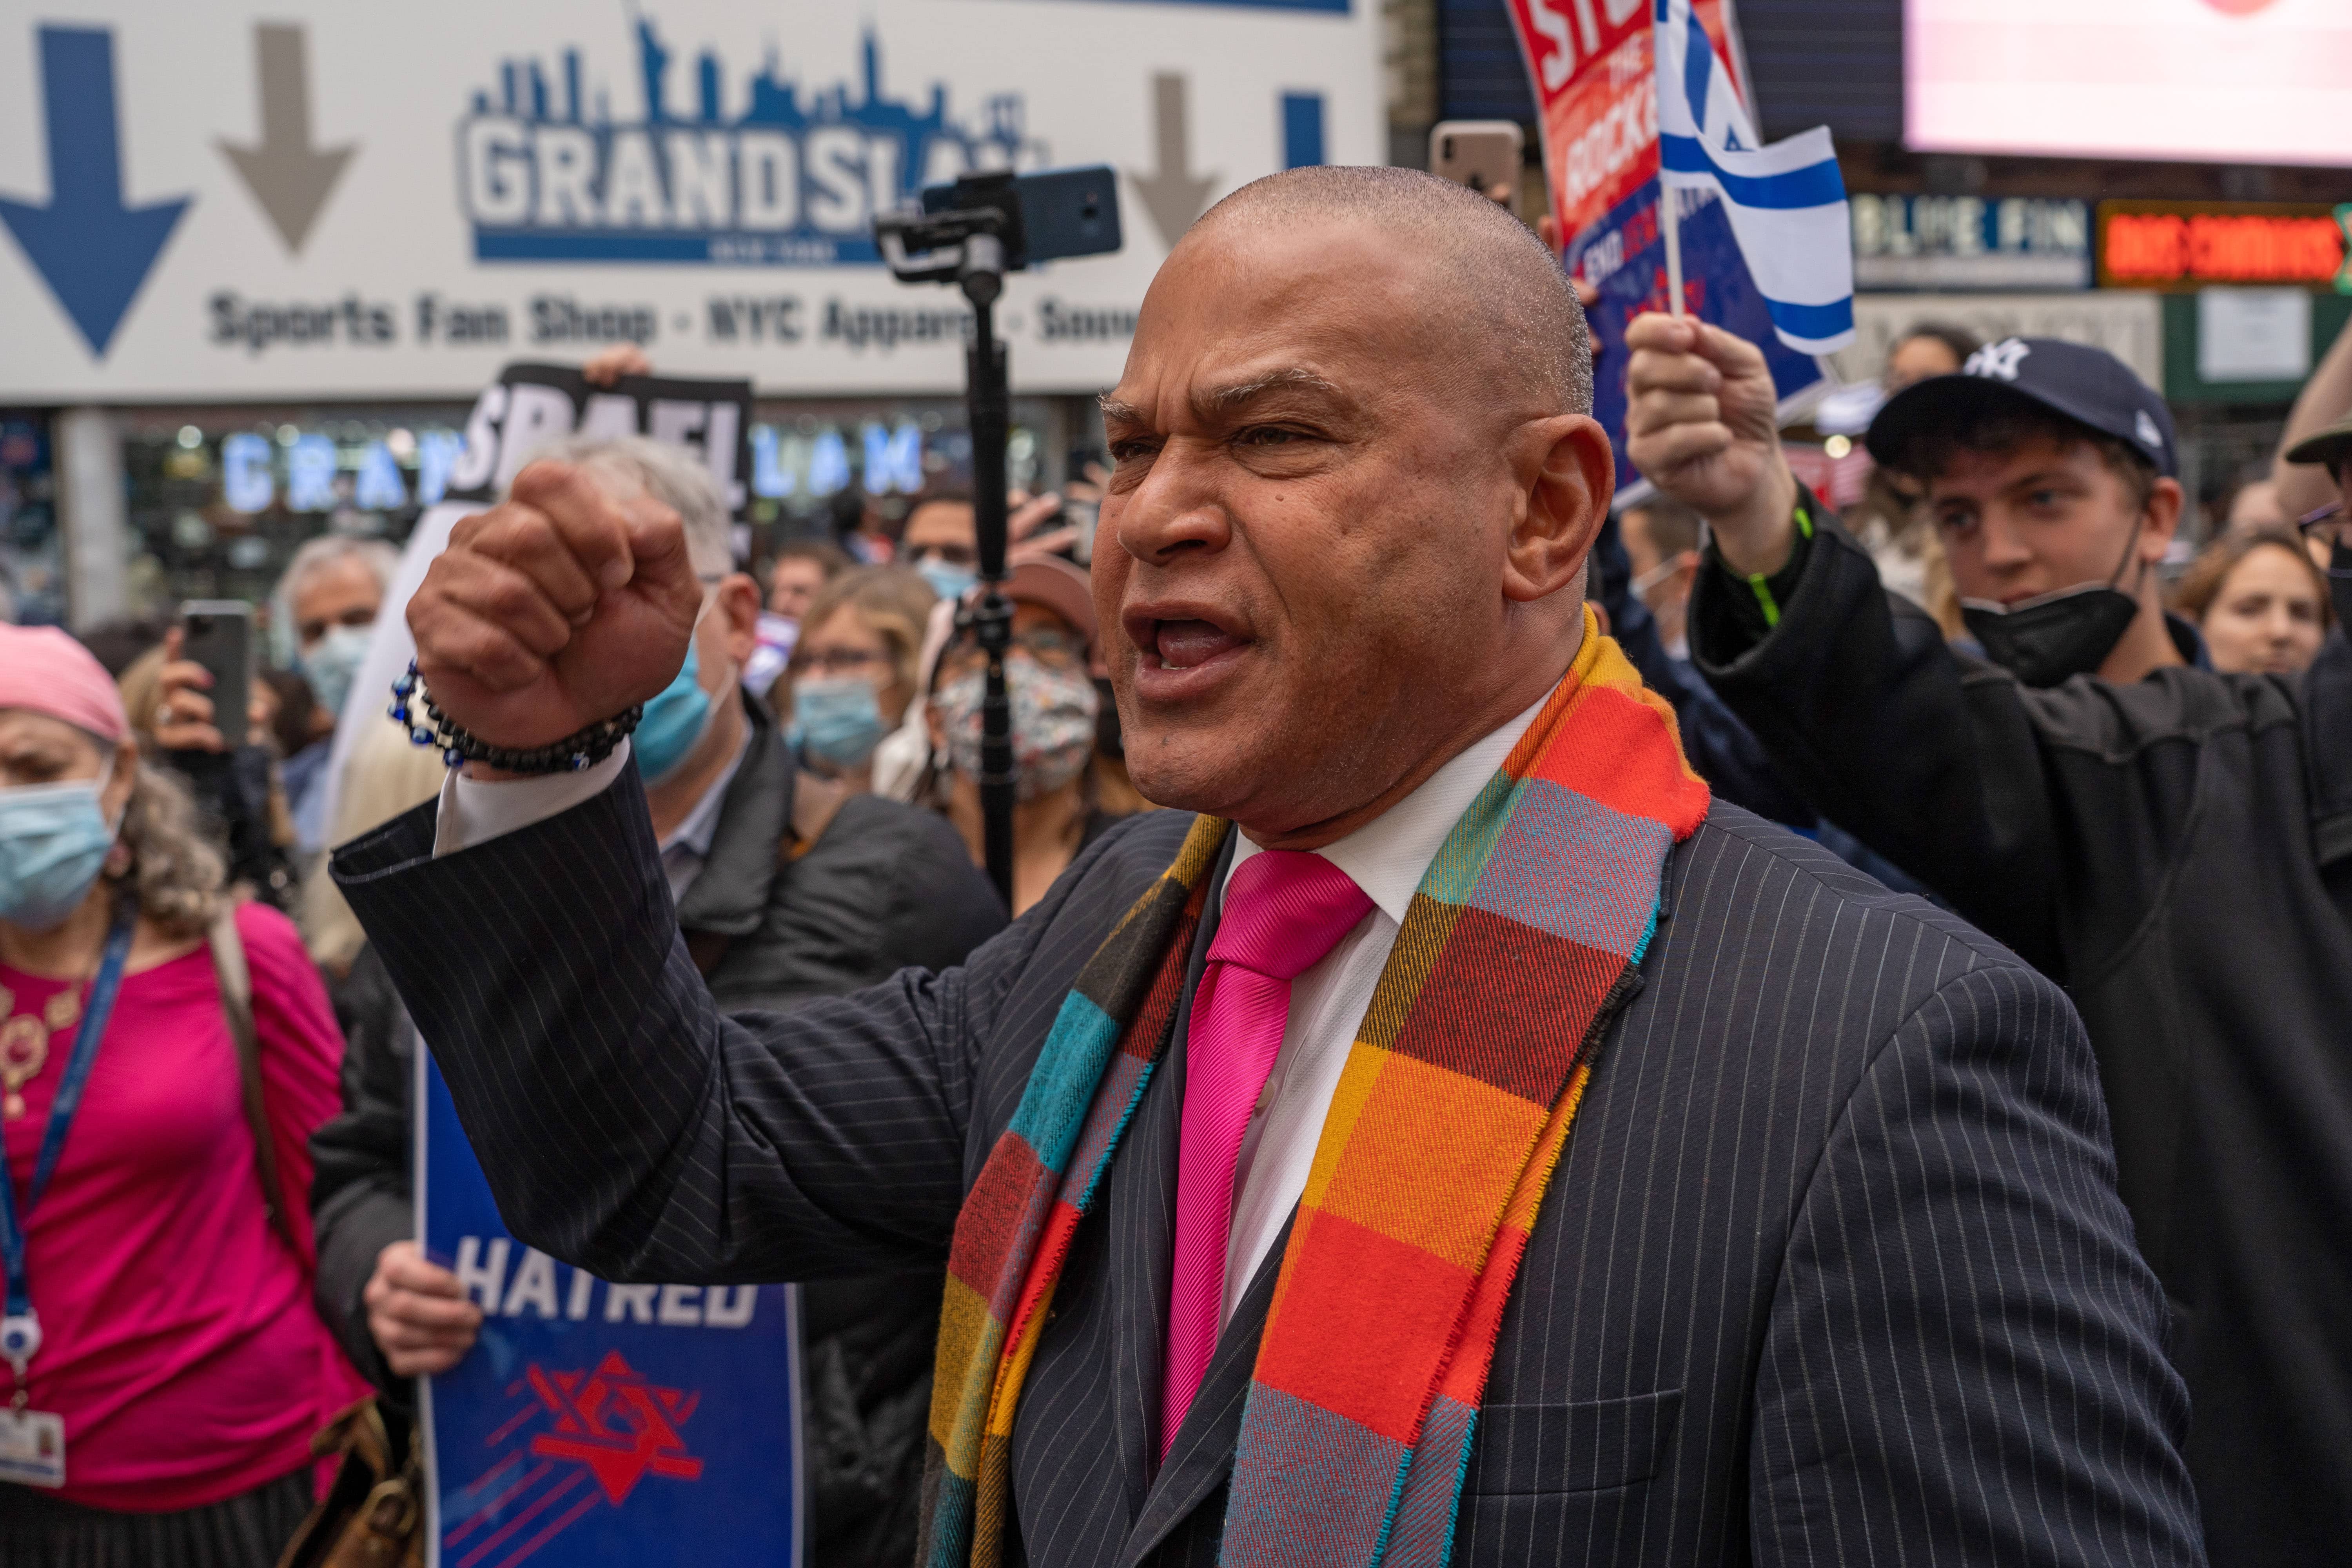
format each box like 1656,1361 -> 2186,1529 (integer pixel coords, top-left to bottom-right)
1130,74 -> 1217,250
218,23 -> 354,254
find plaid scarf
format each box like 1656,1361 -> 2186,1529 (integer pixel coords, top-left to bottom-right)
919,613 -> 1710,1568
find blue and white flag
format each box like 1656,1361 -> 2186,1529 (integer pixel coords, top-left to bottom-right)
1653,0 -> 1855,354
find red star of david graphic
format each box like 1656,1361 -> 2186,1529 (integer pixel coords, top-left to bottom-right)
524,1350 -> 705,1505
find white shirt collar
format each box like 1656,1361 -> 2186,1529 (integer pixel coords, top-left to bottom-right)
1224,688 -> 1552,924
659,722 -> 752,862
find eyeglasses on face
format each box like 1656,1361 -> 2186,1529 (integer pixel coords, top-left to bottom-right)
797,646 -> 890,677
938,625 -> 1085,680
2299,502 -> 2348,552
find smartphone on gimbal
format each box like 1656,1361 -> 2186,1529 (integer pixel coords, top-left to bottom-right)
920,166 -> 1123,265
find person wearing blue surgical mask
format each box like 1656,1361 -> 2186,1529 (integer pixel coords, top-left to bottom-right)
272,537 -> 394,857
901,495 -> 982,606
0,624 -> 368,1559
281,538 -> 392,724
901,488 -> 1087,607
634,566 -> 769,903
780,566 -> 936,795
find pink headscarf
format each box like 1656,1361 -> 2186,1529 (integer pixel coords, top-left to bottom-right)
0,624 -> 129,744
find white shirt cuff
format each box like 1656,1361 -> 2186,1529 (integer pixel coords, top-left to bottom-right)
431,739 -> 632,857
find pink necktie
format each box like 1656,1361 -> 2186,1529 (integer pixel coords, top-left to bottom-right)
1160,849 -> 1372,1460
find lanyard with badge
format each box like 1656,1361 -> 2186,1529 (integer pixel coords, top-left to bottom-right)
0,907 -> 132,1489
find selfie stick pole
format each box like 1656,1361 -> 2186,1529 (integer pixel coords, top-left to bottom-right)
962,249 -> 1018,909
875,176 -> 1024,910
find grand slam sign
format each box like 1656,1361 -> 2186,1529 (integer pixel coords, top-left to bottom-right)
0,1 -> 1381,399
460,22 -> 1036,267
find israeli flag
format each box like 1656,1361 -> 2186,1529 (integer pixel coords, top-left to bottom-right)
1653,0 -> 1855,353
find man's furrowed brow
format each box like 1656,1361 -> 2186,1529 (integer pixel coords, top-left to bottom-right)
1096,370 -> 1352,435
1201,367 -> 1344,414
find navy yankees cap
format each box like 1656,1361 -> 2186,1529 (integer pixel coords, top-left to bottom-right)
1866,336 -> 2178,479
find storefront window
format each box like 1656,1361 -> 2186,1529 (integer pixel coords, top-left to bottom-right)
119,406 -> 473,627
745,397 -> 1054,510
741,395 -> 1069,566
113,394 -> 1090,630
0,416 -> 61,627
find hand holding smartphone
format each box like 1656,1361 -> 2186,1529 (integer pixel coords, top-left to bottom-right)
161,601 -> 254,753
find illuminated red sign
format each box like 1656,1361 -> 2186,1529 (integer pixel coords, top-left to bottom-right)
2098,201 -> 2350,289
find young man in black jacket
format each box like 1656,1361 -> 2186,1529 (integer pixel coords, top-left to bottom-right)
1624,313 -> 2352,1568
310,437 -> 1005,1568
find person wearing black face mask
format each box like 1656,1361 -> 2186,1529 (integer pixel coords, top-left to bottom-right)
1624,314 -> 2352,1568
1949,471 -> 2169,687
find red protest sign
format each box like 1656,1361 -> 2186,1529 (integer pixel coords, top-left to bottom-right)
1505,0 -> 1746,250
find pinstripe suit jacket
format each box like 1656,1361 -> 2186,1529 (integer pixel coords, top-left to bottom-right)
334,768 -> 2204,1567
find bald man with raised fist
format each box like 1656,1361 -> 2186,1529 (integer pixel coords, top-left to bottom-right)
334,170 -> 2199,1568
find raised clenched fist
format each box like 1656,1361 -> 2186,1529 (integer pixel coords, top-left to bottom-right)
1623,312 -> 1799,577
407,460 -> 705,755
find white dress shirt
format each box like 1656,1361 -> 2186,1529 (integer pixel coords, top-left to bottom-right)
431,740 -> 631,857
655,728 -> 750,904
433,693 -> 1549,1330
1213,691 -> 1544,1324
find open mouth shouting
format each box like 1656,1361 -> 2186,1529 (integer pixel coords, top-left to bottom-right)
1125,604 -> 1254,704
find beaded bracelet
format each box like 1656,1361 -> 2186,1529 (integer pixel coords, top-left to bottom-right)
388,661 -> 642,773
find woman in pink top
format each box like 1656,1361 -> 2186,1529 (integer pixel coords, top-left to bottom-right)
0,625 -> 366,1565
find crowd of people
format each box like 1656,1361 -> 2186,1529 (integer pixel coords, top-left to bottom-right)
0,358 -> 1152,1564
0,162 -> 2345,1568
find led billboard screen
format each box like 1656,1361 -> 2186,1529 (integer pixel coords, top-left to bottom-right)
1906,0 -> 2352,166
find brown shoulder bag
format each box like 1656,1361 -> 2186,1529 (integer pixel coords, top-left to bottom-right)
204,910 -> 423,1568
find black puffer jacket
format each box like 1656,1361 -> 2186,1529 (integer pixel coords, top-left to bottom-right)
312,693 -> 1004,1568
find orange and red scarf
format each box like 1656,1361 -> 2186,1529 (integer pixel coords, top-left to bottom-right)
920,611 -> 1710,1568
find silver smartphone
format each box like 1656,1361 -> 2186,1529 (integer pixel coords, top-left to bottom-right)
1430,121 -> 1526,200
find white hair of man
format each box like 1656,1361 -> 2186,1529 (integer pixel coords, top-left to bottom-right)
533,434 -> 733,580
276,533 -> 398,610
270,534 -> 399,664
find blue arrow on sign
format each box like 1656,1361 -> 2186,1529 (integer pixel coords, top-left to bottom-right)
0,26 -> 191,357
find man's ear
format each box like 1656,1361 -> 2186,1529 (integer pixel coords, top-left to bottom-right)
2138,477 -> 2185,563
1506,414 -> 1615,604
718,573 -> 760,663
